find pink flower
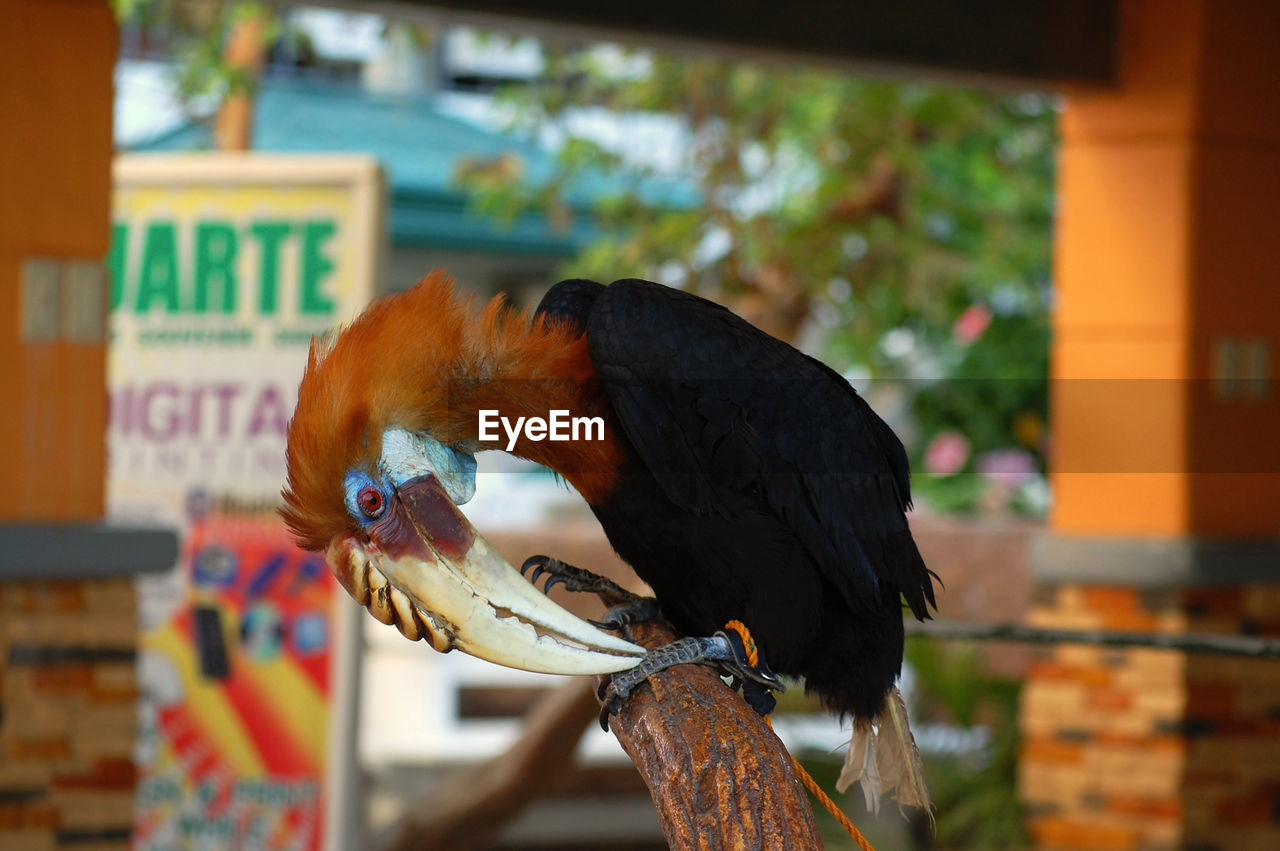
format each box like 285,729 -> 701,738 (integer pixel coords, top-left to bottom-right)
924,431 -> 970,476
976,448 -> 1036,485
952,304 -> 991,344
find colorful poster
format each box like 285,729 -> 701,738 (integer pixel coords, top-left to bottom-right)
108,155 -> 382,850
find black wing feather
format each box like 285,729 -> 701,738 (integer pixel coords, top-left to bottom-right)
536,278 -> 605,333
585,279 -> 935,620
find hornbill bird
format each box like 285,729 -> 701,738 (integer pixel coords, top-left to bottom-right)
281,272 -> 937,813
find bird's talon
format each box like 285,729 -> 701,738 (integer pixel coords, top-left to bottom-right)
589,608 -> 629,631
593,613 -> 629,631
596,598 -> 662,630
518,555 -> 646,608
598,697 -> 614,731
597,680 -> 629,730
605,683 -> 634,730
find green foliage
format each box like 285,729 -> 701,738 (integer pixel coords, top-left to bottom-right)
910,309 -> 1050,515
905,638 -> 1027,849
797,641 -> 1028,848
113,0 -> 278,125
464,40 -> 1056,514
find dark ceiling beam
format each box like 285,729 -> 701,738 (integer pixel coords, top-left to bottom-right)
350,0 -> 1118,89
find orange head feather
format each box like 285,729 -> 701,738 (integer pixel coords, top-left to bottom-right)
280,271 -> 620,552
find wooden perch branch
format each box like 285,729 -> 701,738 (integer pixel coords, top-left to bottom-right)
599,619 -> 822,849
378,618 -> 823,850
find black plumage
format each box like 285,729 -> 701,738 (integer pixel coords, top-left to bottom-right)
538,278 -> 937,720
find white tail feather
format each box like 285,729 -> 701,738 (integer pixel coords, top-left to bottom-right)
836,687 -> 933,820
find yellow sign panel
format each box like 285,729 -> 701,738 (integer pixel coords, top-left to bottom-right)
109,154 -> 382,851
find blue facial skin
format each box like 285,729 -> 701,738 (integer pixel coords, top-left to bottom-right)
343,470 -> 389,529
343,431 -> 479,527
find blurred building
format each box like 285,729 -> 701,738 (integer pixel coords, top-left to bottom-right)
116,13 -> 693,305
5,2 -> 1279,850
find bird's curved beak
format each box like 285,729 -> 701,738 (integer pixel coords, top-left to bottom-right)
325,474 -> 645,675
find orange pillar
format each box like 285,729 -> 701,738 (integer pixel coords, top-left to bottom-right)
0,7 -> 158,851
1052,0 -> 1280,536
1023,2 -> 1280,848
0,0 -> 115,521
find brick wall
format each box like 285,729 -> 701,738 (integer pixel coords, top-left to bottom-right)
0,577 -> 139,851
913,516 -> 1036,677
1020,583 -> 1280,850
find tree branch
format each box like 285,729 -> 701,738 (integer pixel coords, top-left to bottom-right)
377,617 -> 823,850
599,619 -> 822,849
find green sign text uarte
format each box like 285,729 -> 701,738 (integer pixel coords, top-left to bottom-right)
109,217 -> 339,316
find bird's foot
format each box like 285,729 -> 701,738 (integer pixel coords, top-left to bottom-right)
590,597 -> 663,631
520,555 -> 642,608
596,630 -> 784,730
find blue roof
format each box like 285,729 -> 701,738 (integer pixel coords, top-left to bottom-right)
129,81 -> 694,254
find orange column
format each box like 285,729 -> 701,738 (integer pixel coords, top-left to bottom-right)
1025,3 -> 1280,848
0,1 -> 115,521
1052,0 -> 1280,537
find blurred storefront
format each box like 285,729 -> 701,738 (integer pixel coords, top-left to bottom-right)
107,155 -> 382,849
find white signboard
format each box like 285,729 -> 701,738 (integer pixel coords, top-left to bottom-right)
109,154 -> 383,851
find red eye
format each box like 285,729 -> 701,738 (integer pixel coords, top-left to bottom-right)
357,486 -> 385,519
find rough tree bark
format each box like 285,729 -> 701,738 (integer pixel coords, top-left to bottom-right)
600,618 -> 822,849
379,617 -> 823,849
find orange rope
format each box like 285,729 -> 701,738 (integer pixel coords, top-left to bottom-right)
724,620 -> 875,851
